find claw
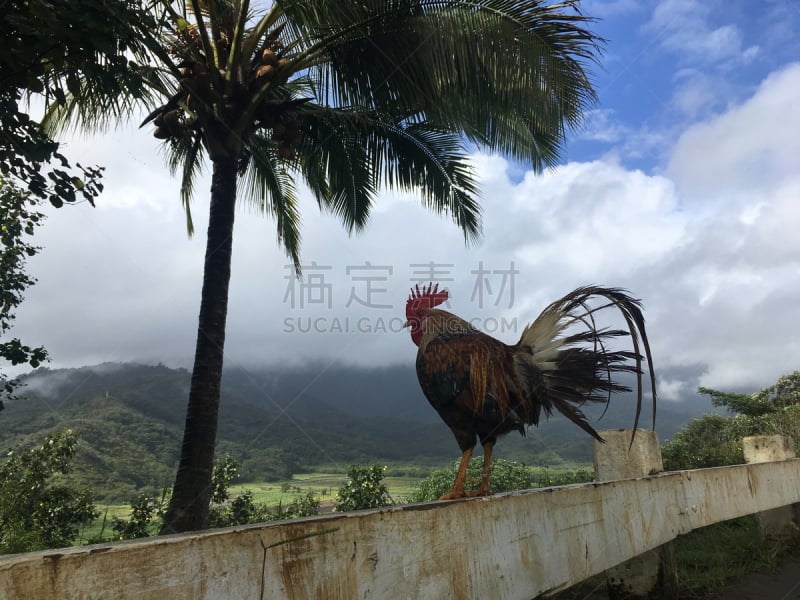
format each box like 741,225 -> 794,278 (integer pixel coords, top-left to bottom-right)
439,488 -> 467,500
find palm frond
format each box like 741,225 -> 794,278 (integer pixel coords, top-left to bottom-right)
371,120 -> 482,242
165,131 -> 206,236
243,134 -> 302,270
294,108 -> 377,233
282,0 -> 602,169
42,63 -> 171,138
296,105 -> 482,241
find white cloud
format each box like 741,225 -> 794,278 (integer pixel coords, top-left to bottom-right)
670,70 -> 718,118
509,160 -> 684,279
645,0 -> 747,64
583,0 -> 645,17
649,63 -> 800,388
667,63 -> 800,203
8,59 -> 800,401
580,108 -> 628,143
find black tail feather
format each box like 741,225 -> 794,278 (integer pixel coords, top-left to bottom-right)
515,286 -> 657,443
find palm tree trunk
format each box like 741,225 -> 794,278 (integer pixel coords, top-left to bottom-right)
161,155 -> 238,534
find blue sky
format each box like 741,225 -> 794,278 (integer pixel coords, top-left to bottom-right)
11,1 -> 800,404
569,0 -> 800,169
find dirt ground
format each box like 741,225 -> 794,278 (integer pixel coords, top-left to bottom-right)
710,552 -> 800,599
548,546 -> 800,599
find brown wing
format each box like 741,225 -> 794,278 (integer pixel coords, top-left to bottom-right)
416,322 -> 525,446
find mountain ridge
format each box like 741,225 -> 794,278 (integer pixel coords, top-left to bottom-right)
1,362 -> 714,501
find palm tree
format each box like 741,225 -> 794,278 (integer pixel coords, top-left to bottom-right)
50,0 -> 603,533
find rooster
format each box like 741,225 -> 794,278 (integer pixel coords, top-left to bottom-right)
405,283 -> 656,500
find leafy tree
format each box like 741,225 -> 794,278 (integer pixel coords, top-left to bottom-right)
279,491 -> 320,519
664,371 -> 800,471
751,371 -> 800,409
532,467 -> 594,488
698,372 -> 800,417
408,457 -> 533,502
1,0 -> 158,206
335,464 -> 392,512
0,183 -> 48,407
47,0 -> 604,533
208,490 -> 271,527
0,429 -> 99,553
210,453 -> 239,504
698,387 -> 777,417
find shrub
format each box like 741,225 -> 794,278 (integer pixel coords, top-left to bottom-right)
110,490 -> 168,540
335,464 -> 392,512
661,414 -> 745,471
533,467 -> 594,487
407,458 -> 533,503
0,430 -> 99,553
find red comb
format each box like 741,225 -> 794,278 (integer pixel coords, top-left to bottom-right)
406,282 -> 449,319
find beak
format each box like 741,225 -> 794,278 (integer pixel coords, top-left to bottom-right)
403,321 -> 410,328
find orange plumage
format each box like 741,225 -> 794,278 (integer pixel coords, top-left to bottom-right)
405,283 -> 657,500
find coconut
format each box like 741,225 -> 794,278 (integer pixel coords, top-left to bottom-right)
261,49 -> 278,65
256,64 -> 276,80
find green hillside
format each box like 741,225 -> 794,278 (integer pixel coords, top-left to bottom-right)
1,363 -> 710,501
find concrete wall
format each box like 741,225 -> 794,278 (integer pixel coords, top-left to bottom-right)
743,435 -> 800,539
1,458 -> 799,600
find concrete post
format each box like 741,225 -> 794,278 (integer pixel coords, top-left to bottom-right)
593,429 -> 678,600
742,435 -> 800,540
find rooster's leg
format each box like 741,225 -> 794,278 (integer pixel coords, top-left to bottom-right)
439,448 -> 473,500
467,442 -> 493,497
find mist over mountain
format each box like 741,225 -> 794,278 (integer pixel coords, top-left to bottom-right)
1,362 -> 715,501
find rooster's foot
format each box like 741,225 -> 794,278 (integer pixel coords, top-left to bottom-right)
438,489 -> 467,500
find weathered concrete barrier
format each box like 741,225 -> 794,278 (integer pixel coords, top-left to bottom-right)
594,430 -> 678,599
743,435 -> 800,540
1,457 -> 799,599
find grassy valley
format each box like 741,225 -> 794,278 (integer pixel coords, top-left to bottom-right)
1,362 -> 709,502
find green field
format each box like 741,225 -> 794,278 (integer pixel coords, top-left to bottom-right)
227,471 -> 424,506
80,467 -> 429,543
84,461 -> 591,538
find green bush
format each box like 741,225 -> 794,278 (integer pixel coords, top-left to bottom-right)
208,491 -> 270,527
407,458 -> 534,502
533,467 -> 594,487
335,464 -> 392,512
663,372 -> 800,471
661,414 -> 745,470
109,490 -> 168,540
208,490 -> 319,527
0,430 -> 99,553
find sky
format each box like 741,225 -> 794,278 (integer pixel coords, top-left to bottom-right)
10,0 -> 800,403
